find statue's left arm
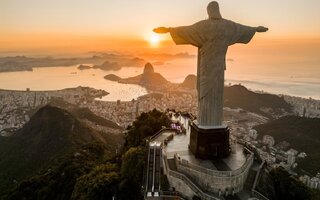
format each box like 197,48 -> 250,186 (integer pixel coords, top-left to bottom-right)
229,22 -> 268,45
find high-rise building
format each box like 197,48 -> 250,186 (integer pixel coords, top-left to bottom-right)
287,151 -> 296,166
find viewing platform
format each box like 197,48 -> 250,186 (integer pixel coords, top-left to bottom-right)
144,114 -> 264,200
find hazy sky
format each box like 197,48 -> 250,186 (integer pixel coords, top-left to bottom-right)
1,0 -> 320,53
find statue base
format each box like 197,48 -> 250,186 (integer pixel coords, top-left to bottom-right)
189,121 -> 230,159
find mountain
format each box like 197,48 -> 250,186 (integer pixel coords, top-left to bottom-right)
70,107 -> 122,130
179,75 -> 292,117
0,105 -> 123,196
224,85 -> 292,118
0,56 -> 105,72
175,74 -> 291,117
1,109 -> 170,200
104,74 -> 121,81
0,54 -> 146,73
93,60 -> 122,71
179,74 -> 197,89
77,64 -> 91,70
105,70 -> 292,117
104,62 -> 170,90
255,116 -> 320,175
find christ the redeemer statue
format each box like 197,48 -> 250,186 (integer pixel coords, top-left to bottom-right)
154,1 -> 268,127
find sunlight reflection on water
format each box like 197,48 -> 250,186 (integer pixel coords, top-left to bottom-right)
0,58 -> 319,100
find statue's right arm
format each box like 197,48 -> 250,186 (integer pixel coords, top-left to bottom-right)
256,26 -> 268,33
153,27 -> 171,34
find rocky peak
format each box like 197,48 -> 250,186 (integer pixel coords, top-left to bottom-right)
180,74 -> 197,89
143,62 -> 154,74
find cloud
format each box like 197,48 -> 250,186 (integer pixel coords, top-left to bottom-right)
92,61 -> 121,71
139,52 -> 196,61
87,52 -> 146,67
152,61 -> 165,66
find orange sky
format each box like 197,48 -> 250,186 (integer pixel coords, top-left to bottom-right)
1,0 -> 320,63
1,33 -> 319,70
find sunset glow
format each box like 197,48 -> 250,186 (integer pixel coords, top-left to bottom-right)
1,0 -> 320,54
149,34 -> 161,47
1,1 -> 320,199
0,0 -> 319,90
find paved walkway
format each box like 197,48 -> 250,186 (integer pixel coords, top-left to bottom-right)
165,131 -> 247,171
152,130 -> 175,143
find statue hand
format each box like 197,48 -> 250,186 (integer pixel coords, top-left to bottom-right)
256,26 -> 268,32
153,27 -> 170,34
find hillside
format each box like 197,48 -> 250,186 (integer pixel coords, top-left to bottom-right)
1,109 -> 170,200
0,105 -> 123,196
105,62 -> 170,90
70,107 -> 122,130
179,76 -> 292,117
224,85 -> 292,118
255,116 -> 320,175
179,74 -> 197,90
0,54 -> 146,73
256,167 -> 319,200
176,74 -> 292,117
104,74 -> 121,81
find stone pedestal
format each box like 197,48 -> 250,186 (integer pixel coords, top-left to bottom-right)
189,121 -> 230,159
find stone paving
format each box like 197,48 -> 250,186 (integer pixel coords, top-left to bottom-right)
164,128 -> 247,171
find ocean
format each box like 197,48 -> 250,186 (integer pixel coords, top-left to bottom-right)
0,58 -> 319,100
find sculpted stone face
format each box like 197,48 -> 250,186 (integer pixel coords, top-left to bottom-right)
154,1 -> 268,126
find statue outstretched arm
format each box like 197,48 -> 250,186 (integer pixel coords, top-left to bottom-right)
256,26 -> 268,33
154,24 -> 203,46
153,27 -> 171,34
228,23 -> 268,45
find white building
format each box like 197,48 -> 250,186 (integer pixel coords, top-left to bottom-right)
287,151 -> 296,166
310,177 -> 319,189
249,129 -> 258,140
299,175 -> 310,185
262,135 -> 275,147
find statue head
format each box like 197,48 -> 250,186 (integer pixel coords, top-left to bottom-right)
207,1 -> 222,19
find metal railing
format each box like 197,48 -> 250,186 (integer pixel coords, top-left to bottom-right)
150,128 -> 176,141
252,190 -> 269,200
252,161 -> 265,191
251,161 -> 270,200
174,153 -> 254,177
163,154 -> 221,200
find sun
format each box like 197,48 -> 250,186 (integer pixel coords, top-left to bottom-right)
149,34 -> 161,47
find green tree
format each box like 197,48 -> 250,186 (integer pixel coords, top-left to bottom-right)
72,163 -> 120,200
270,167 -> 312,200
125,109 -> 170,148
117,147 -> 146,200
118,178 -> 142,200
121,147 -> 146,184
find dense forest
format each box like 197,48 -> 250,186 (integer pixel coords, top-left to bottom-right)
1,107 -> 170,200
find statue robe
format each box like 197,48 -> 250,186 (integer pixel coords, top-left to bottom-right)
170,19 -> 256,126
